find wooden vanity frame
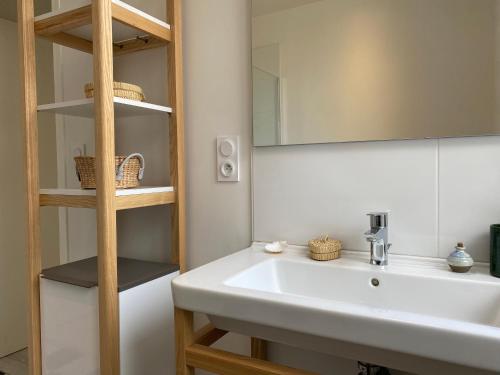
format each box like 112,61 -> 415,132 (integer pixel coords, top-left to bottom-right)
175,308 -> 317,375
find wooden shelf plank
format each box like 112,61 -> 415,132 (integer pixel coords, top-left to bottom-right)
116,190 -> 175,210
40,194 -> 96,209
37,97 -> 172,118
40,187 -> 175,209
34,0 -> 170,54
40,186 -> 173,196
49,32 -> 93,54
34,5 -> 92,37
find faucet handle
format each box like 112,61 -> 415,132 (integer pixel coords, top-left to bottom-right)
367,211 -> 389,228
364,230 -> 378,242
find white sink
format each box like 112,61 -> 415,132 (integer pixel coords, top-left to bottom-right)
172,244 -> 500,373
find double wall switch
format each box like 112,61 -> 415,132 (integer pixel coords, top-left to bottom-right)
217,136 -> 240,182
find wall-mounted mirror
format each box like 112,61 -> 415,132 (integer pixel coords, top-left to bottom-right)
252,0 -> 500,146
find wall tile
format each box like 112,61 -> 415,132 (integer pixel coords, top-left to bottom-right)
253,140 -> 438,257
438,136 -> 500,262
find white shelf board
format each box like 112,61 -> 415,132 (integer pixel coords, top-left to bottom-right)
40,186 -> 174,197
35,0 -> 170,43
37,97 -> 172,118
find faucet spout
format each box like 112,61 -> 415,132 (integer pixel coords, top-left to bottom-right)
365,212 -> 391,266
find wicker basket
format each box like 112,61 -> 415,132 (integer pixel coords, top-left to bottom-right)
84,81 -> 146,102
309,235 -> 342,261
74,153 -> 145,189
310,252 -> 340,261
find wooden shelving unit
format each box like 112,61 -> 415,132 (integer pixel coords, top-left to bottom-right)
17,0 -> 185,374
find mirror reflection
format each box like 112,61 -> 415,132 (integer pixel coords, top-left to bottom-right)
252,0 -> 500,146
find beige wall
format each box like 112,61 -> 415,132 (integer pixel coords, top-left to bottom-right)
0,0 -> 52,22
183,0 -> 253,269
0,18 -> 26,357
0,18 -> 58,356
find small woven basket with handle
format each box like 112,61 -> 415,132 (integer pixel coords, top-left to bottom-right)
309,235 -> 342,261
84,81 -> 146,102
74,153 -> 145,189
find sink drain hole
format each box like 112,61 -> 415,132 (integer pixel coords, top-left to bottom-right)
371,278 -> 380,287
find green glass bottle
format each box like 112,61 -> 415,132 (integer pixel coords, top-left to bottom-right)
490,224 -> 500,278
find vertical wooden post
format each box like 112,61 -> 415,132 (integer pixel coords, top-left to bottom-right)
92,0 -> 119,374
175,308 -> 195,375
170,2 -> 188,372
17,0 -> 42,374
167,0 -> 187,272
251,338 -> 268,360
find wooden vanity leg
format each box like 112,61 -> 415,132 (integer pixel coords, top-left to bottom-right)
175,308 -> 195,375
251,337 -> 268,360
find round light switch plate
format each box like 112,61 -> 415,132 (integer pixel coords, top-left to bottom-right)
220,139 -> 235,157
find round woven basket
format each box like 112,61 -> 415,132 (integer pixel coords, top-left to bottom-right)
74,153 -> 145,189
84,82 -> 146,102
309,235 -> 342,261
310,252 -> 339,261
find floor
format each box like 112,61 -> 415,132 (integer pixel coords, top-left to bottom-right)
0,349 -> 28,375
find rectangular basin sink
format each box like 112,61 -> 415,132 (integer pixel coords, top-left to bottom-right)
172,244 -> 500,373
225,258 -> 500,327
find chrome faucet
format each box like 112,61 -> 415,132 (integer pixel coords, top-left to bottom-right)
364,212 -> 391,266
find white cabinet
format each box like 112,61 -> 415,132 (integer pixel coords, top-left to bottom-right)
40,258 -> 178,375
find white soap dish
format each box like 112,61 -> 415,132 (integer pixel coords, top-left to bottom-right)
265,241 -> 288,254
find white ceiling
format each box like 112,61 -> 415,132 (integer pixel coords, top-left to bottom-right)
252,0 -> 325,17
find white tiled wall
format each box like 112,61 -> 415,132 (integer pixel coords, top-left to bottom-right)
253,137 -> 500,262
438,137 -> 500,262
